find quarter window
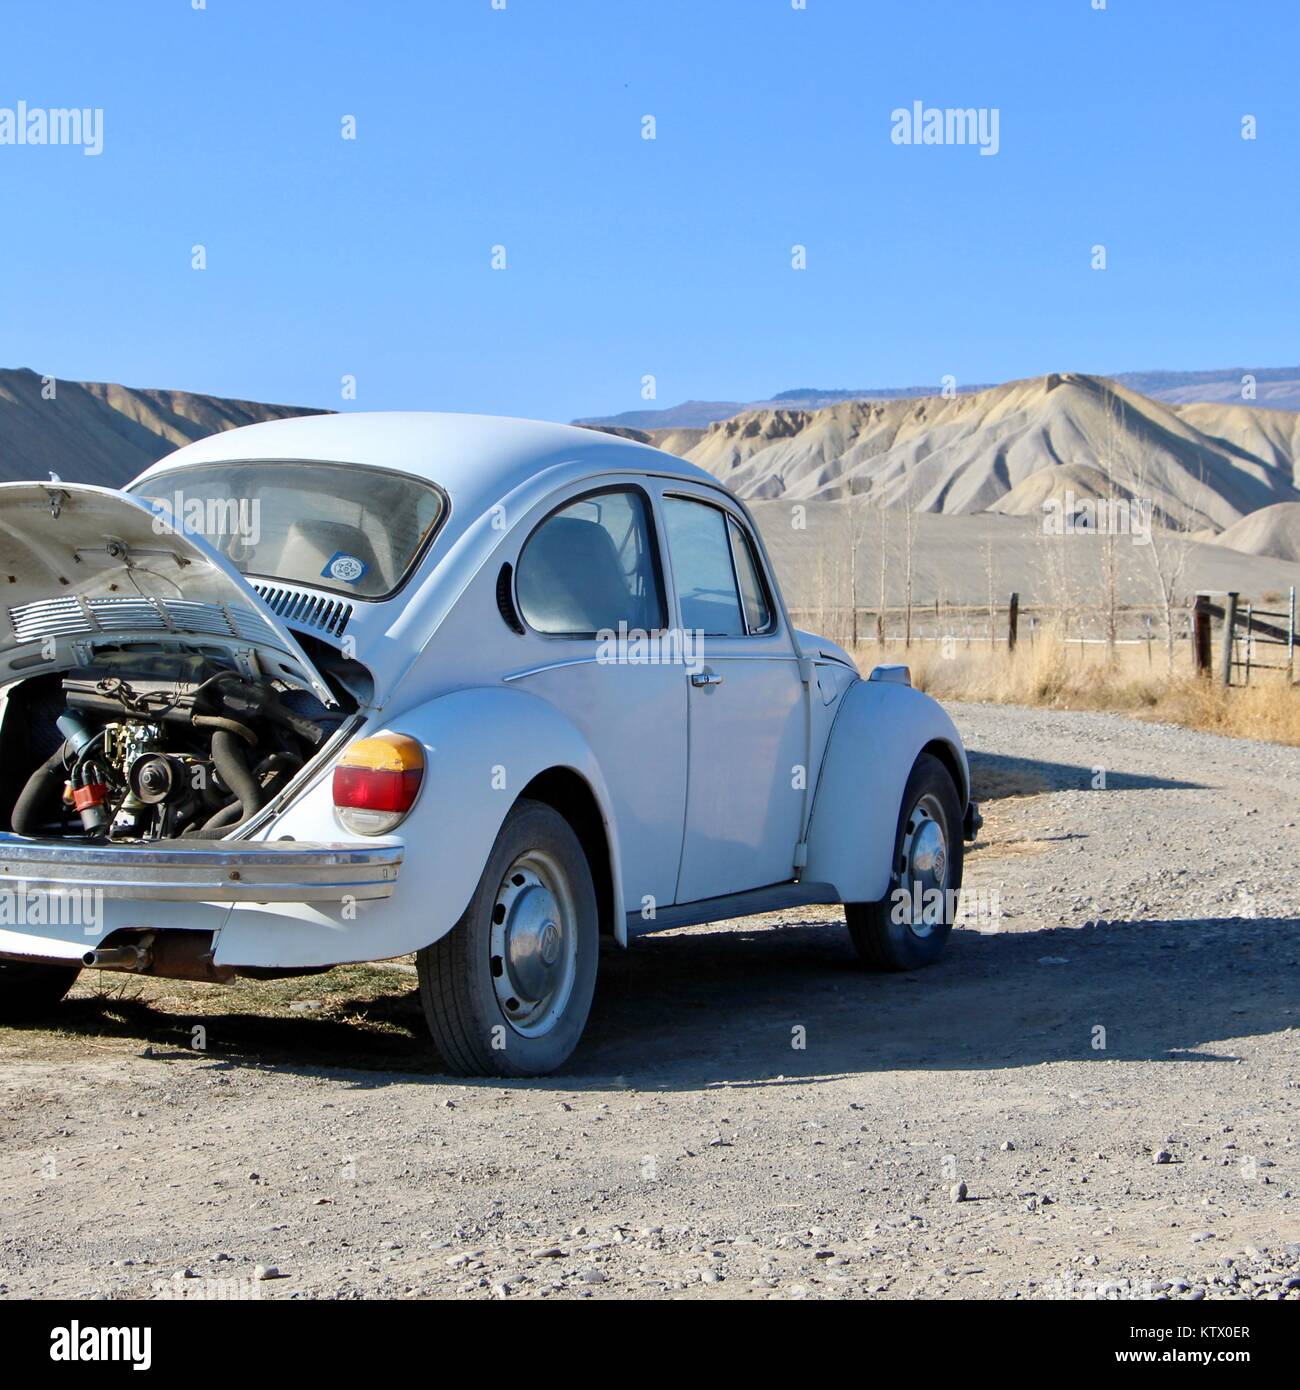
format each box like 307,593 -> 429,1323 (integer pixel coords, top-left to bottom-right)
515,489 -> 665,636
727,516 -> 774,634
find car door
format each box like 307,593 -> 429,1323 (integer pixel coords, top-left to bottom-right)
507,482 -> 688,917
658,489 -> 807,903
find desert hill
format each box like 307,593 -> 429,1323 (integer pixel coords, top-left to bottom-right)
1171,401 -> 1300,479
1208,502 -> 1300,566
1131,366 -> 1300,410
0,367 -> 326,488
4,363 -> 1300,590
578,365 -> 1300,430
661,374 -> 1300,533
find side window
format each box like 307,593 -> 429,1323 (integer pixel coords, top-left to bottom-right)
663,497 -> 746,637
516,488 -> 666,636
727,516 -> 774,634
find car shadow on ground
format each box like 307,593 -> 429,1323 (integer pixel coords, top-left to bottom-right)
19,912 -> 1295,1091
575,913 -> 1297,1086
967,748 -> 1208,799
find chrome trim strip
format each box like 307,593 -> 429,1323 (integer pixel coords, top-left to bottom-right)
502,651 -> 799,682
502,657 -> 602,682
679,650 -> 800,662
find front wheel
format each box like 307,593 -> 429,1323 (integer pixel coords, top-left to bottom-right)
0,960 -> 80,1019
417,799 -> 598,1077
846,752 -> 963,971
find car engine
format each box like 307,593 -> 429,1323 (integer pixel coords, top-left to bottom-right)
6,653 -> 337,842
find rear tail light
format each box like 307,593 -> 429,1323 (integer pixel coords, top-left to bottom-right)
333,734 -> 424,835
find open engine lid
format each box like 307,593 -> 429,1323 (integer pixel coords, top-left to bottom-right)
0,481 -> 338,706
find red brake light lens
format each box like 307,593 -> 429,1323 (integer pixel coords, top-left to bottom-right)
333,735 -> 424,834
333,764 -> 422,814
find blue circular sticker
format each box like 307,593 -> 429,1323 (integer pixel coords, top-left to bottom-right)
323,552 -> 368,584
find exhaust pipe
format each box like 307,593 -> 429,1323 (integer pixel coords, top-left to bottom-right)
82,943 -> 152,971
80,932 -> 232,983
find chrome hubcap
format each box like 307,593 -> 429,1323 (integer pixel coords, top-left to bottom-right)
489,850 -> 576,1038
899,793 -> 950,938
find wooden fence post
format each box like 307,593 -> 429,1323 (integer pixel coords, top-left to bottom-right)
1007,592 -> 1019,651
1192,594 -> 1212,676
1219,592 -> 1239,688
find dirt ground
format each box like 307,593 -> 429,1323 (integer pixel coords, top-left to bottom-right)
1,703 -> 1297,1301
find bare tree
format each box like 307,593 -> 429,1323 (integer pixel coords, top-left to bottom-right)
1101,384 -> 1200,673
876,501 -> 889,644
901,480 -> 918,648
1095,389 -> 1129,665
983,537 -> 997,647
1037,484 -> 1080,646
847,494 -> 873,648
1145,515 -> 1195,674
812,544 -> 839,649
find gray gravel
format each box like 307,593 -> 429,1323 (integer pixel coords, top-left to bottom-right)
1,702 -> 1297,1300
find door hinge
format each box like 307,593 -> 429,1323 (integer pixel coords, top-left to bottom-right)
797,657 -> 815,686
792,840 -> 808,871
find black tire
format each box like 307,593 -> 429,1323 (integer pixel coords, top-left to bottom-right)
846,752 -> 964,972
0,961 -> 80,1019
417,799 -> 598,1077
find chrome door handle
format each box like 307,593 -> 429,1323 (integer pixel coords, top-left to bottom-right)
690,671 -> 723,687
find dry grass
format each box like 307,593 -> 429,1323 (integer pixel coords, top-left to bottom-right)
851,627 -> 1300,746
6,960 -> 428,1068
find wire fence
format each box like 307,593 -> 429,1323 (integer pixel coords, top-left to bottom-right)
788,586 -> 1297,685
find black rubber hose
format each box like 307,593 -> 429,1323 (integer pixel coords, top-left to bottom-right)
11,741 -> 72,837
253,762 -> 299,806
253,752 -> 302,781
183,750 -> 303,840
211,729 -> 264,820
191,713 -> 258,748
186,801 -> 245,838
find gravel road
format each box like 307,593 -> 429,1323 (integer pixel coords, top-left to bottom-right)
2,703 -> 1298,1301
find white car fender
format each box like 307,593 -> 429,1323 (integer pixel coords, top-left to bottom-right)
215,685 -> 625,969
802,677 -> 971,907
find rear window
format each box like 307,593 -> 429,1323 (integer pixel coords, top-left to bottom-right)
131,461 -> 446,600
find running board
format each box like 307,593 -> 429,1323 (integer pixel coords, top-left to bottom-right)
626,880 -> 840,937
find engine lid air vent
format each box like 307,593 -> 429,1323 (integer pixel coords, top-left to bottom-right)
251,582 -> 354,638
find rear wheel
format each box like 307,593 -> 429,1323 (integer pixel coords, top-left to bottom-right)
417,799 -> 598,1077
0,961 -> 80,1019
846,753 -> 963,971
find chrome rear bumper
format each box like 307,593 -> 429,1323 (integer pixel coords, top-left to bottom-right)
0,834 -> 401,904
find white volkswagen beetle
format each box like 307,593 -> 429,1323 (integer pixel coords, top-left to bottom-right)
0,414 -> 978,1075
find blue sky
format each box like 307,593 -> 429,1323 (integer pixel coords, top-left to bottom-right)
0,0 -> 1296,421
